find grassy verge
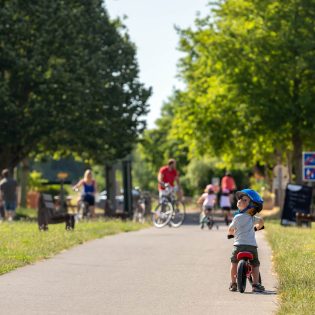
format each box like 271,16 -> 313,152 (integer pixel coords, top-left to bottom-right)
0,219 -> 150,275
265,220 -> 315,315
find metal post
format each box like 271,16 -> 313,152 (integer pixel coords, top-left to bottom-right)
122,160 -> 133,218
105,164 -> 116,217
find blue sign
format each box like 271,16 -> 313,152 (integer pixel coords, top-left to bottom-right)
304,167 -> 315,180
303,152 -> 315,181
303,152 -> 315,166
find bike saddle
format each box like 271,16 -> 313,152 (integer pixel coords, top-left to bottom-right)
237,252 -> 254,260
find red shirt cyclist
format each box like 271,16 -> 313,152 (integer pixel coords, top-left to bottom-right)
157,159 -> 180,201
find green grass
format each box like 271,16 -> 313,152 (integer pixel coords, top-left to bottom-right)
0,219 -> 150,275
265,220 -> 315,315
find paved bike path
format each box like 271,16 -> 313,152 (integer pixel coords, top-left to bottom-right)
0,216 -> 278,314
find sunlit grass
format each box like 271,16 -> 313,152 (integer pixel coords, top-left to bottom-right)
0,219 -> 150,275
266,220 -> 315,315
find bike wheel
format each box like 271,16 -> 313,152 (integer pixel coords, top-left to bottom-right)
133,205 -> 145,223
152,201 -> 173,228
170,200 -> 186,228
237,260 -> 247,293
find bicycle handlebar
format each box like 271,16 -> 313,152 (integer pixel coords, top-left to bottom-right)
227,225 -> 265,239
254,225 -> 265,231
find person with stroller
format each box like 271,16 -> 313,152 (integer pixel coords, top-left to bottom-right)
197,184 -> 217,229
227,189 -> 265,292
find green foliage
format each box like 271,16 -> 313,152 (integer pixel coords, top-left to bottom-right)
182,157 -> 220,195
27,171 -> 48,191
0,1 -> 151,169
171,0 -> 315,183
132,148 -> 157,191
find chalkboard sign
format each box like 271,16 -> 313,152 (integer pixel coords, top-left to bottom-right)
281,184 -> 313,225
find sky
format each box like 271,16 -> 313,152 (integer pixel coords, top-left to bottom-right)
105,0 -> 210,129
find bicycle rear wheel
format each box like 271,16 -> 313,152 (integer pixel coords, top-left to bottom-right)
170,200 -> 186,228
237,260 -> 247,293
152,201 -> 173,228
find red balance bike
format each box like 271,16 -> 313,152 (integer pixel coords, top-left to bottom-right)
228,226 -> 264,293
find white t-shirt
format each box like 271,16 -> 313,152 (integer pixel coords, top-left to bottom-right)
220,195 -> 231,208
229,213 -> 260,247
202,193 -> 216,208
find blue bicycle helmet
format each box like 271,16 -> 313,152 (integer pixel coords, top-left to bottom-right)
235,189 -> 264,213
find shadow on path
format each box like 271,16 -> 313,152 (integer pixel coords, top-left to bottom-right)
182,212 -> 228,227
243,290 -> 278,296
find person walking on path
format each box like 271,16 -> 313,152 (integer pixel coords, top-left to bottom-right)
227,188 -> 265,293
221,171 -> 236,192
0,169 -> 18,221
157,159 -> 181,201
221,171 -> 237,209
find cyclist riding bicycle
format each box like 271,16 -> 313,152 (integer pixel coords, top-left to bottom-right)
157,159 -> 180,202
227,188 -> 265,292
197,184 -> 216,228
73,169 -> 97,218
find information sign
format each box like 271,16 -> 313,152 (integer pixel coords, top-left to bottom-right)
303,152 -> 315,181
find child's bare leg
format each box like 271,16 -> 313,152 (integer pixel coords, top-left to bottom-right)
252,266 -> 260,284
230,263 -> 237,283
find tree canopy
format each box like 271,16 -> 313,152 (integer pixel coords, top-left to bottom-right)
168,0 -> 315,183
0,0 -> 151,169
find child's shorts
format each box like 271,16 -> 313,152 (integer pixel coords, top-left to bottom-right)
231,245 -> 260,266
203,205 -> 213,211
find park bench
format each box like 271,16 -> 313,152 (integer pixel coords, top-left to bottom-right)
295,212 -> 315,227
38,193 -> 75,231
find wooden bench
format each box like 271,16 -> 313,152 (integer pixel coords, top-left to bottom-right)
295,212 -> 315,227
38,193 -> 75,231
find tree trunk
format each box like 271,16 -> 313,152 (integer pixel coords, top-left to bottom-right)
105,164 -> 117,217
19,159 -> 29,208
292,132 -> 303,184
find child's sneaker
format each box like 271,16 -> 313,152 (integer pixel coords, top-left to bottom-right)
229,282 -> 237,292
252,283 -> 265,292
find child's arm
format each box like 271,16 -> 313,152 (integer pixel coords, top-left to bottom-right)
228,226 -> 235,235
228,218 -> 236,236
254,216 -> 264,230
197,194 -> 205,205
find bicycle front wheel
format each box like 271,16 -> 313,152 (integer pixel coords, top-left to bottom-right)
170,201 -> 186,228
152,201 -> 173,228
237,260 -> 247,293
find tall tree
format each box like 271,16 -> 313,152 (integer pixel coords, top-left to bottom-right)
173,0 -> 315,183
0,0 -> 150,169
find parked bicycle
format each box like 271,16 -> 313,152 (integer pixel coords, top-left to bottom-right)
132,188 -> 146,224
228,226 -> 264,293
152,183 -> 185,228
